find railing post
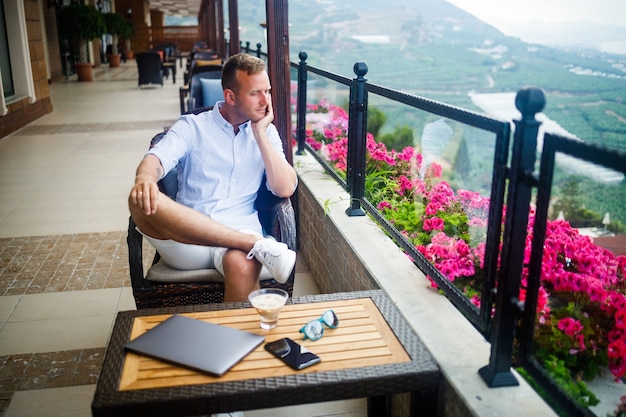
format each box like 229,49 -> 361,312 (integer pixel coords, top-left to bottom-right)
345,62 -> 368,217
256,43 -> 262,58
296,51 -> 308,155
479,87 -> 545,387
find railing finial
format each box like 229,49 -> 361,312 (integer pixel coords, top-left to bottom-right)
515,87 -> 545,121
353,62 -> 368,78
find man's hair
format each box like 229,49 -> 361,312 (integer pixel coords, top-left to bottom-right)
221,53 -> 266,93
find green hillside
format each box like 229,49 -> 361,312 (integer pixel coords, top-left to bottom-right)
284,0 -> 626,150
237,0 -> 626,227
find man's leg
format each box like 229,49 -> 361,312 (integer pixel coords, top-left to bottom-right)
221,249 -> 261,302
129,191 -> 259,252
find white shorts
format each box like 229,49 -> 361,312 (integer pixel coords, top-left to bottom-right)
138,228 -> 263,274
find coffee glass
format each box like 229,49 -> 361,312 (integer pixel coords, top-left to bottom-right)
248,288 -> 289,329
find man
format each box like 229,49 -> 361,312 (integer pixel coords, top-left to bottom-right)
128,53 -> 297,303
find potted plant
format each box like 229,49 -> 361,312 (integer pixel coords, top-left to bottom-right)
103,12 -> 126,67
59,4 -> 106,81
120,20 -> 135,60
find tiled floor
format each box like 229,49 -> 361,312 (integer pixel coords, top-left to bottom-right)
0,61 -> 365,416
0,232 -> 132,296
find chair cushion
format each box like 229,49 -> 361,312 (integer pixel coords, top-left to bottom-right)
146,259 -> 274,283
146,259 -> 224,282
194,58 -> 222,66
200,78 -> 224,107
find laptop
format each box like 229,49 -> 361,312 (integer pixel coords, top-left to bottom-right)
124,314 -> 265,376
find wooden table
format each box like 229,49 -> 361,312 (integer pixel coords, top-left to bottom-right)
92,290 -> 440,417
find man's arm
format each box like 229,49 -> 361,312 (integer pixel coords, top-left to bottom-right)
129,154 -> 165,215
251,99 -> 297,198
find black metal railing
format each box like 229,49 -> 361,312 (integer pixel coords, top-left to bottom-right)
293,51 -> 352,187
477,88 -> 546,388
518,132 -> 626,417
241,41 -> 266,60
291,48 -> 626,416
260,47 -> 625,416
293,51 -> 511,338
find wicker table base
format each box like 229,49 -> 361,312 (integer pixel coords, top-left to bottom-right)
91,290 -> 440,417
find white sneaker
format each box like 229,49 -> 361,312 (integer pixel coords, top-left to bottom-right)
211,413 -> 243,417
246,238 -> 296,284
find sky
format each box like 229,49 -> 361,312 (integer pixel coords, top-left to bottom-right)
445,0 -> 626,29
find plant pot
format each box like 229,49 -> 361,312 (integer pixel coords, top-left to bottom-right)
125,50 -> 134,60
108,54 -> 121,67
75,62 -> 94,82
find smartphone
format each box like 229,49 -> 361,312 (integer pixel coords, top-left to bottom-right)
264,337 -> 321,370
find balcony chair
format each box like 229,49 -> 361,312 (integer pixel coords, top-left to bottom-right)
179,65 -> 223,113
186,50 -> 220,72
135,51 -> 164,88
155,43 -> 178,61
191,41 -> 209,51
183,58 -> 222,85
192,51 -> 220,61
151,45 -> 172,80
127,125 -> 297,309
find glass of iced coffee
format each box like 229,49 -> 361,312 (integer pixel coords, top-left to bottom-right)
248,288 -> 289,329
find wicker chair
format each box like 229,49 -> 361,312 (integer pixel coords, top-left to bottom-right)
127,130 -> 297,309
179,66 -> 222,113
135,51 -> 164,88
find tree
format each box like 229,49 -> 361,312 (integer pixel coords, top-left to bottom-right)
367,107 -> 387,138
380,125 -> 415,151
59,4 -> 106,64
103,12 -> 127,55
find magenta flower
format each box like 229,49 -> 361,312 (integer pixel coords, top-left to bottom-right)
377,201 -> 392,211
558,317 -> 584,337
423,217 -> 445,232
396,175 -> 413,196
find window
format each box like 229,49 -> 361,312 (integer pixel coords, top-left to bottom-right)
0,0 -> 15,98
0,0 -> 36,116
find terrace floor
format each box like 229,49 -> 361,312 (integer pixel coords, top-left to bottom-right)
0,60 -> 365,416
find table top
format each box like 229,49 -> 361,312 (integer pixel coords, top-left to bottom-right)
92,290 -> 439,417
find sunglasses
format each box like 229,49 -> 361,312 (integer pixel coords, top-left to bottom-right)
299,310 -> 339,341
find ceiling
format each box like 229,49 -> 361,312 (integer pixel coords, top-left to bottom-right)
148,0 -> 201,17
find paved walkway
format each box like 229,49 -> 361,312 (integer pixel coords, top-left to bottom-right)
0,61 -> 363,417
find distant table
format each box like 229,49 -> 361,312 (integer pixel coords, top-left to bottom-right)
172,52 -> 188,68
162,62 -> 176,84
91,290 -> 440,417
